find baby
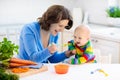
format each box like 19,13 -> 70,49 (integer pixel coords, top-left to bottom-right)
68,24 -> 95,64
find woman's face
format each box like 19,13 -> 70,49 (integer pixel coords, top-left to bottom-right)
50,20 -> 69,36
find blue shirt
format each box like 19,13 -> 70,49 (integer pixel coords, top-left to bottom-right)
17,22 -> 67,63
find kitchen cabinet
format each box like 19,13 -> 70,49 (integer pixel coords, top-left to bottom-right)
91,37 -> 120,63
0,25 -> 22,45
89,24 -> 120,63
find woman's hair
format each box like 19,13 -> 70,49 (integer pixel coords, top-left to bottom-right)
38,5 -> 73,31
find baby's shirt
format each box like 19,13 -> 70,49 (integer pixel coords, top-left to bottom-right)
68,40 -> 95,64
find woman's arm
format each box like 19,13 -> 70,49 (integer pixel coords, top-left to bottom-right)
19,25 -> 52,63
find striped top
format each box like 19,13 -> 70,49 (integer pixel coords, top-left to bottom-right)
68,40 -> 95,64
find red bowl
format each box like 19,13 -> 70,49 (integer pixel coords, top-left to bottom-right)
54,64 -> 69,74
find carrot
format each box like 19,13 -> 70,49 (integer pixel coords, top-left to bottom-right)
9,58 -> 37,65
11,67 -> 30,73
9,63 -> 30,68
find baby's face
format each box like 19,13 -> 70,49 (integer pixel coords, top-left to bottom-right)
73,29 -> 89,46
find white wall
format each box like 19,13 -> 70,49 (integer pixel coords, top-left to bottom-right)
0,0 -> 115,26
0,0 -> 74,25
0,0 -> 119,26
73,0 -> 109,25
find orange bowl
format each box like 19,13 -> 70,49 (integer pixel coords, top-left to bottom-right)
54,64 -> 69,74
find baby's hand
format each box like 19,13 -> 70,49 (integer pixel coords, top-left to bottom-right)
71,50 -> 76,55
65,49 -> 76,57
48,43 -> 57,54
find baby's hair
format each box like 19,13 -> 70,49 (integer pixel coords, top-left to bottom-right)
74,24 -> 91,39
75,24 -> 91,34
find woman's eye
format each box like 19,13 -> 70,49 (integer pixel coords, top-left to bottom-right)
59,25 -> 63,27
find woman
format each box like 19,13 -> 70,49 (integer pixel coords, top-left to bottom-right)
18,5 -> 73,63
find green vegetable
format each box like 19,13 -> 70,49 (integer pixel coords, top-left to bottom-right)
0,37 -> 19,80
0,71 -> 19,80
0,67 -> 5,72
0,38 -> 19,60
0,59 -> 10,68
0,37 -> 19,68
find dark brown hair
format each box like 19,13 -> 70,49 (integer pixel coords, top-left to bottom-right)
37,5 -> 73,31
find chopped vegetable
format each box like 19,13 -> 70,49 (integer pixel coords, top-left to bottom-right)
11,67 -> 30,73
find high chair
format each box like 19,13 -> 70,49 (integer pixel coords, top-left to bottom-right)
99,54 -> 112,64
93,49 -> 112,64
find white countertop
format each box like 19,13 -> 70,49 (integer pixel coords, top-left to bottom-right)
20,63 -> 120,80
89,24 -> 120,43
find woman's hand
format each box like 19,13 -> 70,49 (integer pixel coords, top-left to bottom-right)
48,43 -> 57,54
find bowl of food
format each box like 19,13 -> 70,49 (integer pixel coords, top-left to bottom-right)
54,64 -> 69,74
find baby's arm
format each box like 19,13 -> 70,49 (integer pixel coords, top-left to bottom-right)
67,40 -> 77,56
68,40 -> 76,51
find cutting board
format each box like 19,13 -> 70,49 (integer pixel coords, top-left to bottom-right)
9,65 -> 48,77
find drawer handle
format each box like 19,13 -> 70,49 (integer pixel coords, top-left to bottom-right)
95,40 -> 98,43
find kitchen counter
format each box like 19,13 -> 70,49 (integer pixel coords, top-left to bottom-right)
89,24 -> 120,43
